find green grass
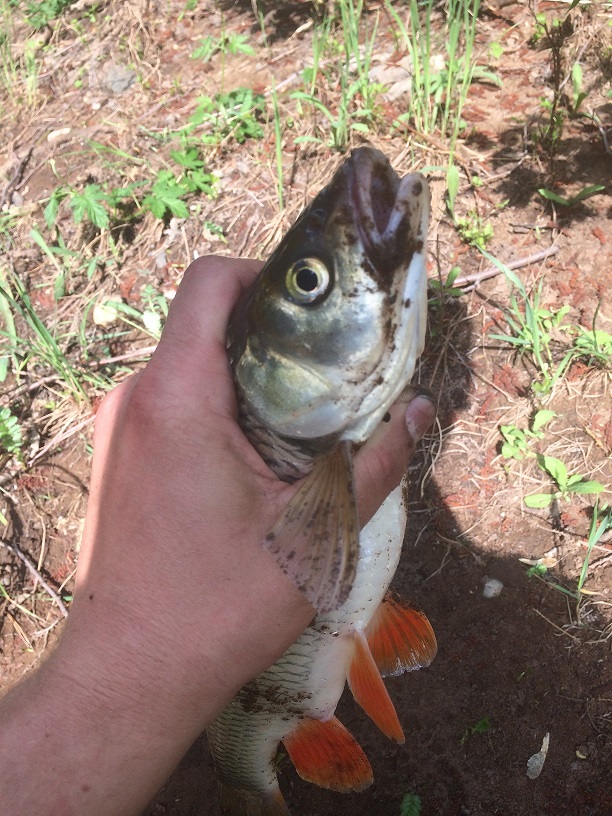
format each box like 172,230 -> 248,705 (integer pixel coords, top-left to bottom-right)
292,0 -> 383,150
485,251 -> 612,396
0,266 -> 115,403
525,501 -> 612,620
386,0 -> 499,152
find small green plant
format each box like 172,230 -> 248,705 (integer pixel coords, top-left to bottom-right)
142,171 -> 190,220
25,0 -> 76,29
489,270 -> 573,396
69,183 -> 113,229
141,158 -> 215,220
271,81 -> 284,211
460,716 -> 490,744
524,455 -> 606,509
192,31 -> 254,62
0,407 -> 23,457
570,61 -> 587,113
538,184 -> 605,208
572,326 -> 612,368
529,1 -> 585,161
500,410 -> 556,461
525,501 -> 612,618
429,266 -> 464,300
400,792 -> 422,816
190,87 -> 266,144
456,210 -> 493,249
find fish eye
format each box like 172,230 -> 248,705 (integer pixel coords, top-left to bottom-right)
285,258 -> 331,304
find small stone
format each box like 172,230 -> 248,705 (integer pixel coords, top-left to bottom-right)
47,127 -> 72,143
483,578 -> 503,598
527,733 -> 550,779
103,64 -> 137,95
93,296 -> 123,326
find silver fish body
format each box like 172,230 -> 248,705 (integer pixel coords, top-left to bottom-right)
209,147 -> 436,815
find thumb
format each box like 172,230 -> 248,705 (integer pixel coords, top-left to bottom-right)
353,390 -> 435,526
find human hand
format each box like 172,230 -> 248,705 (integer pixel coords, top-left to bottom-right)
0,255 -> 435,816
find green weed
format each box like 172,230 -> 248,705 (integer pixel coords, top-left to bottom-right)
44,146 -> 216,231
524,455 -> 606,509
538,184 -> 605,208
490,275 -> 573,397
142,165 -> 210,220
25,0 -> 76,29
0,407 -> 23,458
460,716 -> 490,744
271,81 -> 284,211
190,87 -> 266,144
500,410 -> 556,461
400,793 -> 422,816
529,0 -> 590,162
455,210 -> 493,249
429,266 -> 464,301
388,0 -> 499,153
192,31 -> 255,62
572,326 -> 612,368
292,0 -> 382,150
0,267 -> 111,402
525,501 -> 612,617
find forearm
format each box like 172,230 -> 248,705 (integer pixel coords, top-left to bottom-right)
0,624 -> 215,816
0,581 -> 310,816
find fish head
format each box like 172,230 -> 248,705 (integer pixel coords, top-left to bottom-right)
232,147 -> 429,444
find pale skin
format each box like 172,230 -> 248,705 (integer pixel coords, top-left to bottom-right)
0,256 -> 435,816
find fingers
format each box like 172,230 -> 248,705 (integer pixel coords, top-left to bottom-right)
353,393 -> 435,526
138,255 -> 263,409
166,256 -> 262,347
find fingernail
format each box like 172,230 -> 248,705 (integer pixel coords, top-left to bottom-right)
405,395 -> 436,443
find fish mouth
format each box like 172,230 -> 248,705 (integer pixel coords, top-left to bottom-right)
348,147 -> 422,274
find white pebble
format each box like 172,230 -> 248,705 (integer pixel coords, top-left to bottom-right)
482,578 -> 503,598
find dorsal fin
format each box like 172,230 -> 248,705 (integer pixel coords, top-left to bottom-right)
366,591 -> 437,677
282,716 -> 373,792
263,442 -> 359,613
347,631 -> 405,744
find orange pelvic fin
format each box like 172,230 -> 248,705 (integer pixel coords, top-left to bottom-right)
347,630 -> 405,743
263,441 -> 360,613
218,781 -> 289,816
365,591 -> 437,677
282,715 -> 373,792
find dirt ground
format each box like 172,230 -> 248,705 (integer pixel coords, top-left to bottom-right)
1,1 -> 611,815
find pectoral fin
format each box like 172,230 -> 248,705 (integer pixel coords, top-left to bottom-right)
263,441 -> 359,613
366,591 -> 437,677
282,716 -> 373,792
347,631 -> 405,744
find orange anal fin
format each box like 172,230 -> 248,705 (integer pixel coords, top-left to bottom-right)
366,591 -> 437,677
282,716 -> 373,792
348,631 -> 405,744
218,782 -> 289,816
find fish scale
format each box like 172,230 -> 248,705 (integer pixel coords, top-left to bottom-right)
208,147 -> 437,815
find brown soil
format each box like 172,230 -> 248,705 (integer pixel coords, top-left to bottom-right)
1,2 -> 611,815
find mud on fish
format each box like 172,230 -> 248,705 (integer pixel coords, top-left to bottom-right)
208,147 -> 437,816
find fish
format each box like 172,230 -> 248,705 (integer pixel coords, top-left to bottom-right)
208,146 -> 437,815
